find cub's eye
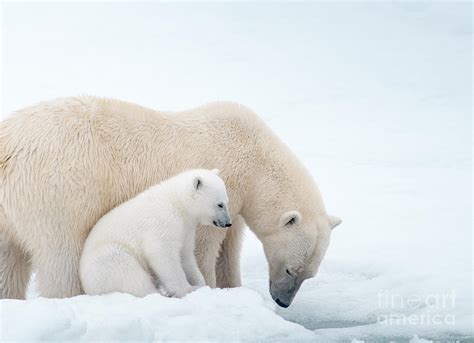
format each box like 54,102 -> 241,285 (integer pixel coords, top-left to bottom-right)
218,203 -> 224,208
286,269 -> 293,277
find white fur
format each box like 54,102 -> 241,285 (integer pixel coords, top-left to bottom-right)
0,97 -> 340,305
80,169 -> 230,297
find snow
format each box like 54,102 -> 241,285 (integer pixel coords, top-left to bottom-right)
1,288 -> 315,342
1,2 -> 472,342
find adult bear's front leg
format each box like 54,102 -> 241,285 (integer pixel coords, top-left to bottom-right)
195,225 -> 227,287
215,215 -> 244,288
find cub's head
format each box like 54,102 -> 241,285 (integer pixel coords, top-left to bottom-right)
188,169 -> 231,229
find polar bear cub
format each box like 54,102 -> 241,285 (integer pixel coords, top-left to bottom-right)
80,169 -> 231,298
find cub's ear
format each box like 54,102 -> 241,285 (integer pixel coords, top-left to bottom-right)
193,176 -> 202,190
211,168 -> 220,176
279,211 -> 302,227
328,215 -> 342,230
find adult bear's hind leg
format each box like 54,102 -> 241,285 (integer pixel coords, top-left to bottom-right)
0,231 -> 32,299
36,235 -> 84,298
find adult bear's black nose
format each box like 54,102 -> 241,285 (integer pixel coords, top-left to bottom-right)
225,223 -> 232,227
275,298 -> 289,308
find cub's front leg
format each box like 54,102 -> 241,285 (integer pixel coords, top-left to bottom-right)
145,240 -> 195,298
182,235 -> 206,287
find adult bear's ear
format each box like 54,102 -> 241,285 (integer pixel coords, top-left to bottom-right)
193,177 -> 202,190
328,215 -> 342,230
211,168 -> 220,176
279,211 -> 302,227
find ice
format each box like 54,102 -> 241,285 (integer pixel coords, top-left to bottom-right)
1,2 -> 472,342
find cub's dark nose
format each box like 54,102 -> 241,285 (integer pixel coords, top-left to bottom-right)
225,223 -> 232,227
275,298 -> 289,308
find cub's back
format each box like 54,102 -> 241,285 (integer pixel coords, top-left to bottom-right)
83,182 -> 180,255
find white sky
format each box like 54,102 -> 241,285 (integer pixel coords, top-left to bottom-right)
1,0 -> 472,275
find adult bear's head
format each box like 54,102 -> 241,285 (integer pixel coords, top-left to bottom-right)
241,133 -> 342,308
263,211 -> 340,308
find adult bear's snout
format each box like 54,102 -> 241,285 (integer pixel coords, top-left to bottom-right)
270,277 -> 304,308
275,298 -> 289,308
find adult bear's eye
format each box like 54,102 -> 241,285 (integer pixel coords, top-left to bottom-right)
218,203 -> 224,208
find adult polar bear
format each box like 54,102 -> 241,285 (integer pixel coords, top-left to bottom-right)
0,96 -> 341,307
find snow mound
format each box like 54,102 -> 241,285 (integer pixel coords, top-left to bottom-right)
1,287 -> 316,342
409,335 -> 433,343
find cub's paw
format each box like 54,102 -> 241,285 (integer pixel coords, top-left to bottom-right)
169,286 -> 201,298
190,278 -> 206,287
189,285 -> 202,293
